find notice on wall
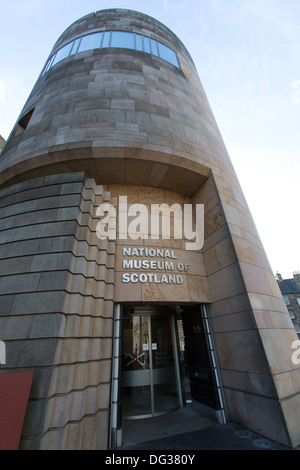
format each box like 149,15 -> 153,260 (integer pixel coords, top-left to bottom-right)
143,343 -> 157,351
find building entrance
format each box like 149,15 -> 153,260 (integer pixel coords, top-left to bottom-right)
122,307 -> 181,419
109,303 -> 226,447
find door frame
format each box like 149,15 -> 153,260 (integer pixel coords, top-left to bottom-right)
109,303 -> 227,448
121,306 -> 183,419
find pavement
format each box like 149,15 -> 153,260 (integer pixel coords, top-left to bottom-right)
118,405 -> 291,451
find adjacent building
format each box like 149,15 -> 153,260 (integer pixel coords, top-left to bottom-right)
277,272 -> 300,336
0,9 -> 300,450
0,136 -> 5,153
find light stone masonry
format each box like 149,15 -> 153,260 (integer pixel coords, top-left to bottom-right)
0,173 -> 114,449
0,8 -> 300,450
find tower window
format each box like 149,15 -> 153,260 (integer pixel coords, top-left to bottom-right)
42,30 -> 180,76
111,31 -> 134,49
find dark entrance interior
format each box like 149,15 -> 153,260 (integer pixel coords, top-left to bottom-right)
178,305 -> 224,414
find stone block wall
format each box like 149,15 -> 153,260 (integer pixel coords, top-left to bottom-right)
107,184 -> 210,304
194,174 -> 300,447
0,172 -> 114,449
1,8 -> 300,449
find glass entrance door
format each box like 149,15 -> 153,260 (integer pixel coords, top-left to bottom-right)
122,309 -> 180,419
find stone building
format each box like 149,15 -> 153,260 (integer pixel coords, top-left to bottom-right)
276,272 -> 300,336
0,136 -> 5,153
0,9 -> 300,450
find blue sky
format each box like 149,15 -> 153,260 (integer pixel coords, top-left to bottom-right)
0,0 -> 299,278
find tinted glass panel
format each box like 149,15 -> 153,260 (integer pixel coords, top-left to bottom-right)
102,31 -> 111,48
135,34 -> 143,52
143,37 -> 151,54
70,38 -> 81,55
150,39 -> 159,57
43,55 -> 56,75
52,42 -> 73,66
111,31 -> 135,49
42,30 -> 180,75
52,52 -> 62,67
43,59 -> 52,75
158,43 -> 179,67
78,33 -> 102,53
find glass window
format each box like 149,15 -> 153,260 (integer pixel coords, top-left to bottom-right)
70,38 -> 81,55
157,42 -> 179,67
102,31 -> 111,48
135,34 -> 143,52
52,42 -> 73,66
143,37 -> 151,54
78,33 -> 102,53
43,55 -> 56,74
111,31 -> 135,49
42,30 -> 180,75
150,39 -> 159,57
289,310 -> 296,319
42,58 -> 52,75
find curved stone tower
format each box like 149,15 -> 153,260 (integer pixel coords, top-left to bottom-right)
1,9 -> 300,449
